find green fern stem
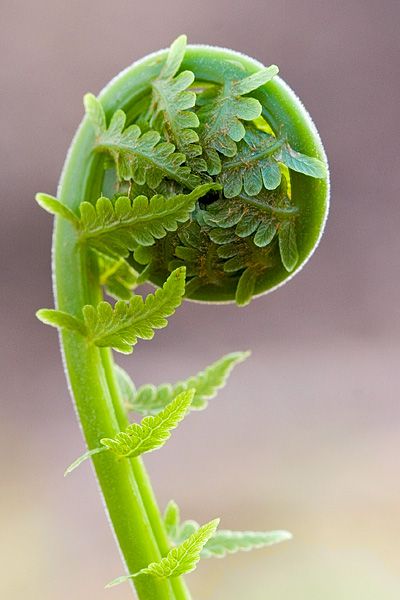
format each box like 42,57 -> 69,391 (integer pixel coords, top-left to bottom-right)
54,105 -> 189,600
223,137 -> 285,168
100,347 -> 191,599
52,44 -> 328,600
236,193 -> 298,217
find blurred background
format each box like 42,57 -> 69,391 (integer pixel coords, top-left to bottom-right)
1,0 -> 399,598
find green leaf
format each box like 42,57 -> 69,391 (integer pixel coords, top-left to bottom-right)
64,447 -> 107,476
65,390 -> 193,474
84,93 -> 201,189
126,519 -> 219,581
277,144 -> 327,178
201,529 -> 292,558
101,388 -> 195,458
129,351 -> 250,414
79,184 -> 219,258
84,92 -> 106,134
175,520 -> 200,544
36,309 -> 87,336
139,517 -> 219,577
197,65 -> 278,175
164,500 -> 180,540
163,500 -> 200,545
219,128 -> 283,197
235,268 -> 258,306
149,35 -> 202,159
115,365 -> 136,406
254,220 -> 277,247
98,255 -> 138,300
219,128 -> 326,198
202,182 -> 295,250
278,220 -> 299,271
162,500 -> 292,560
82,267 -> 186,353
35,193 -> 80,227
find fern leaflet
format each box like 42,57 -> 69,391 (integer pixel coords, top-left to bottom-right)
203,179 -> 296,248
197,65 -> 279,175
84,93 -> 201,189
37,268 -> 186,353
98,254 -> 138,300
219,127 -> 326,198
201,529 -> 292,558
65,389 -> 194,474
162,500 -> 292,559
106,519 -> 219,586
148,35 -> 202,159
115,364 -> 136,406
163,499 -> 181,540
101,388 -> 194,458
79,183 -> 219,257
36,309 -> 87,335
128,351 -> 249,414
278,220 -> 299,272
83,267 -> 186,353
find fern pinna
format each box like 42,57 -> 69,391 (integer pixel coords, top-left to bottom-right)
37,35 -> 329,599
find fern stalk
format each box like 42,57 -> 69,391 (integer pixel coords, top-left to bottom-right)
53,97 -> 189,600
44,39 -> 328,599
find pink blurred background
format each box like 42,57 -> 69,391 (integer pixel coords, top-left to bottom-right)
1,1 -> 399,598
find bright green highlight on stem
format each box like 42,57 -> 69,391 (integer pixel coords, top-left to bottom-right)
37,34 -> 329,599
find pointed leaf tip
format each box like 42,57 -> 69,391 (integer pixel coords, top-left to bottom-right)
105,574 -> 133,588
64,447 -> 106,477
35,193 -> 80,226
36,309 -> 87,335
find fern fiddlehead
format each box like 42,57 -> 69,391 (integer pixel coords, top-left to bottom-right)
37,35 -> 329,599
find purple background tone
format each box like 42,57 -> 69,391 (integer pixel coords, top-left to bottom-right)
1,1 -> 399,598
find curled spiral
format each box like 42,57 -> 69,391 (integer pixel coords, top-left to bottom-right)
64,38 -> 329,306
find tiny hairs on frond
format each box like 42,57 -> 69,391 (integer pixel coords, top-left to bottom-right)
128,351 -> 250,414
106,518 -> 220,587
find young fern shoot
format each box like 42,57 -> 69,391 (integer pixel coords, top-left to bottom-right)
37,34 -> 329,599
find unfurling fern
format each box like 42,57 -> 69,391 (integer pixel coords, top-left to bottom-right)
37,34 -> 329,600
